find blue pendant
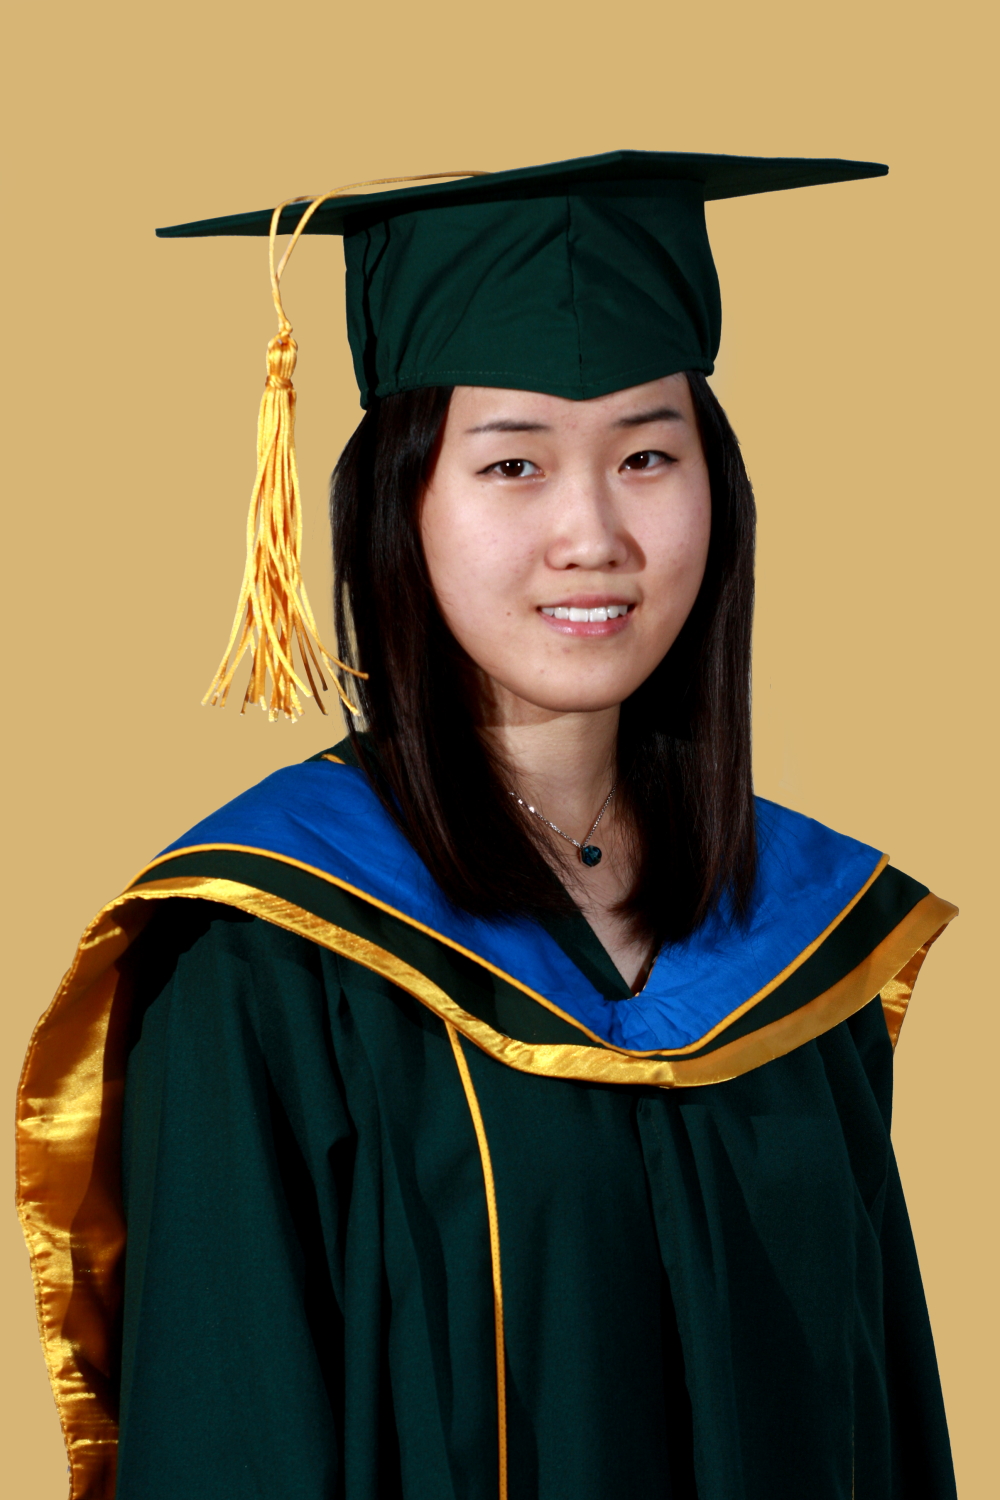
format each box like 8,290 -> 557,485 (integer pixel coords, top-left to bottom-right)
580,844 -> 602,867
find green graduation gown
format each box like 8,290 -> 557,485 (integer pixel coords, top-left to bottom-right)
17,742 -> 958,1500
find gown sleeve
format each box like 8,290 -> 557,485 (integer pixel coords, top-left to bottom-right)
845,1000 -> 958,1500
116,902 -> 356,1499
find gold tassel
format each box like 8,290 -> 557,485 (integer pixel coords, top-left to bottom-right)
204,173 -> 487,721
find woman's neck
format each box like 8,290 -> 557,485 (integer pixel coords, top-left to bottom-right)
481,687 -> 651,988
482,691 -> 620,839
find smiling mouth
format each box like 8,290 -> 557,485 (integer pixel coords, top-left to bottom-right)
540,604 -> 634,622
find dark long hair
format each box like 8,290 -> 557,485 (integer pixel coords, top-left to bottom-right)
331,372 -> 756,946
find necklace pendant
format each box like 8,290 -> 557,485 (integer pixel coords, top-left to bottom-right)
580,844 -> 603,868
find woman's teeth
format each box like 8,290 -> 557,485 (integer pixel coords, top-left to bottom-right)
541,605 -> 630,622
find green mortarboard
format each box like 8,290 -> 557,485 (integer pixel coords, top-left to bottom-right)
157,150 -> 887,721
158,149 -> 887,407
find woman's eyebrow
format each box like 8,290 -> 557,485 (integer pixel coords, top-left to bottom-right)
465,407 -> 684,435
465,418 -> 552,434
614,405 -> 685,428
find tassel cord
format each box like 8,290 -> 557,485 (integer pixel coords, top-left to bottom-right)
205,169 -> 487,721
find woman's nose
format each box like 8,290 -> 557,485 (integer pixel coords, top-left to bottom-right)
543,477 -> 633,571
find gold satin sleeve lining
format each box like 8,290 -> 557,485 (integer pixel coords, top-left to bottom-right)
445,1024 -> 507,1500
879,932 -> 943,1048
126,844 -> 892,1058
16,898 -> 155,1500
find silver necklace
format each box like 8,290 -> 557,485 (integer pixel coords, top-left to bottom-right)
509,782 -> 618,867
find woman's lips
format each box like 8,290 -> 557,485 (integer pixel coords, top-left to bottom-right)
537,601 -> 635,637
542,603 -> 630,622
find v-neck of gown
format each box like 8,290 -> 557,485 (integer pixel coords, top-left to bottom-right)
535,907 -> 634,1001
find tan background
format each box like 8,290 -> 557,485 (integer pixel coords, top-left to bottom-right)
4,0 -> 996,1492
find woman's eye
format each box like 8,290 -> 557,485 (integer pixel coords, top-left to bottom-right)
482,459 -> 541,479
620,449 -> 674,471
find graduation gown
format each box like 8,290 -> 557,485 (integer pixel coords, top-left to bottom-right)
17,740 -> 959,1500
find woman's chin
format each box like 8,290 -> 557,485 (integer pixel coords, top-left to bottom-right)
483,675 -> 639,720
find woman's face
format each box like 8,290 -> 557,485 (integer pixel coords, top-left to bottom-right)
419,375 -> 712,717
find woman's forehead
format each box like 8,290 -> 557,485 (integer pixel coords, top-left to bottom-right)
448,377 -> 695,434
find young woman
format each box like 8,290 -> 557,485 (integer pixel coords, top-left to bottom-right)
18,152 -> 958,1500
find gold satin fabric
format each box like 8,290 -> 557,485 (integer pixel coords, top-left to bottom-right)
446,1024 -> 508,1500
16,872 -> 956,1500
16,899 -> 156,1499
879,936 -> 942,1047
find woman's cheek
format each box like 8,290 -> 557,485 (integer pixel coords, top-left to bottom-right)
462,520 -> 540,608
643,500 -> 710,600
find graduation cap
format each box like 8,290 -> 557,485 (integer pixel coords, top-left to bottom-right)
158,150 -> 887,719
